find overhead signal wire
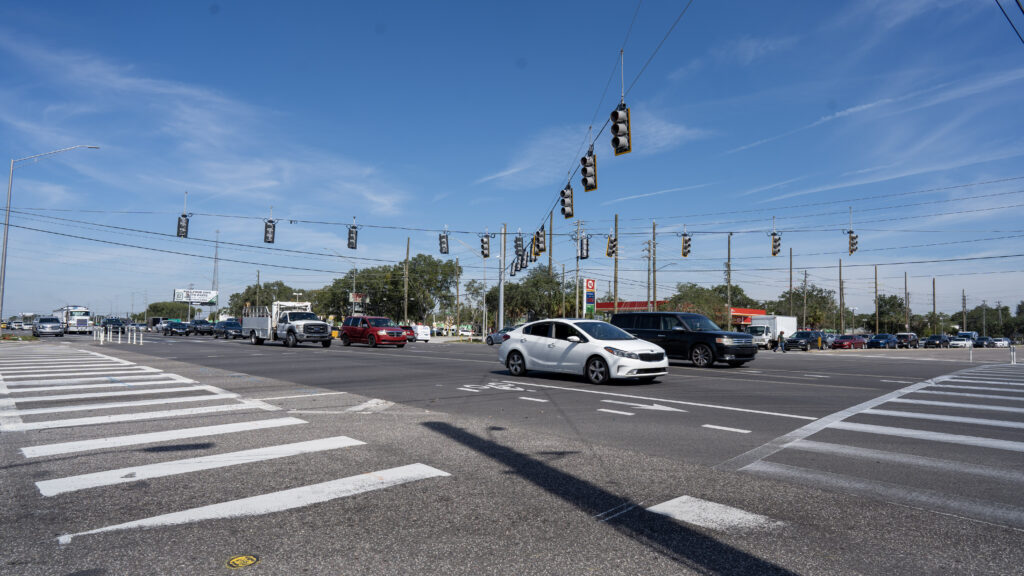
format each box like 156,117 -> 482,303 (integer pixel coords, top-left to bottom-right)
995,0 -> 1024,45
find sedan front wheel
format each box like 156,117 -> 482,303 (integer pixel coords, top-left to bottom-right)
586,356 -> 610,384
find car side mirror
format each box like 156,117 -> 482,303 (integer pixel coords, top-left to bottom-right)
567,335 -> 580,343
673,326 -> 685,331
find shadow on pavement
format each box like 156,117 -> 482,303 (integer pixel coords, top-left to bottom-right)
424,421 -> 796,575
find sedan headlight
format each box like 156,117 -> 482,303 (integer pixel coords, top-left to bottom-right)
604,346 -> 639,359
715,337 -> 734,345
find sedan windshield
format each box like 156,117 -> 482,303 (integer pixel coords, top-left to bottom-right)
575,321 -> 635,341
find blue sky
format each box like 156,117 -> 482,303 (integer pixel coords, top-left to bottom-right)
2,0 -> 1023,319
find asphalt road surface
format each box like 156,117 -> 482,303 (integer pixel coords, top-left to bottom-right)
1,333 -> 1021,575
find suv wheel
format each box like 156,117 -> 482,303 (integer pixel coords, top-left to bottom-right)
341,334 -> 351,346
368,335 -> 377,348
585,356 -> 609,384
286,332 -> 297,348
506,351 -> 526,376
690,344 -> 713,368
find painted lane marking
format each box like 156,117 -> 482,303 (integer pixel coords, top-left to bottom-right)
862,408 -> 1024,430
57,463 -> 449,544
518,397 -> 549,403
0,401 -> 274,432
22,417 -> 307,458
887,398 -> 1024,414
601,400 -> 686,413
0,386 -> 22,429
597,408 -> 634,416
37,435 -> 366,496
0,364 -> 146,375
254,392 -> 348,402
1,367 -> 162,380
830,421 -> 1024,452
916,389 -> 1024,402
0,391 -> 238,416
646,496 -> 784,532
789,440 -> 1024,484
702,424 -> 751,434
3,373 -> 189,387
716,378 -> 935,473
934,383 -> 1024,392
345,399 -> 394,413
5,379 -> 187,394
505,381 -> 816,421
744,460 -> 1024,530
457,387 -> 480,393
945,378 -> 1024,386
802,374 -> 830,379
0,360 -> 133,370
5,385 -> 214,404
881,380 -> 914,384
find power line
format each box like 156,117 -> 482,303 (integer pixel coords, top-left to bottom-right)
995,0 -> 1024,45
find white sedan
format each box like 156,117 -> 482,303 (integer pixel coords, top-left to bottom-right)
497,318 -> 669,384
949,337 -> 973,348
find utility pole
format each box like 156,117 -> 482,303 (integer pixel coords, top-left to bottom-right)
982,299 -> 987,337
212,230 -> 220,320
256,270 -> 260,311
874,265 -> 879,334
839,258 -> 844,334
403,237 -> 409,324
614,214 -> 619,313
549,211 -> 553,275
642,241 -> 651,311
498,224 -> 506,330
962,289 -> 967,331
789,247 -> 793,316
997,300 -> 1003,335
727,233 -> 733,330
802,270 -> 808,330
455,257 -> 460,339
561,263 -> 566,317
904,271 -> 909,332
574,219 -> 582,318
652,220 -> 657,311
932,278 -> 937,335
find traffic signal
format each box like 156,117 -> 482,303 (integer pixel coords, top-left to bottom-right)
771,232 -> 781,256
509,261 -> 517,277
439,232 -> 449,254
176,214 -> 189,238
610,103 -> 631,156
347,226 -> 358,249
580,151 -> 597,191
514,234 -> 524,258
264,220 -> 276,244
681,234 -> 691,257
529,240 -> 538,262
848,231 -> 858,255
535,226 -> 546,253
480,236 -> 490,258
579,236 -> 590,260
606,235 -> 617,257
560,184 -> 574,219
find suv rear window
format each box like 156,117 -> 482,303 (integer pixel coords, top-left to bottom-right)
609,315 -> 634,330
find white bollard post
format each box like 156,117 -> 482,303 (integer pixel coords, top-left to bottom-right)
969,344 -> 973,363
139,329 -> 144,346
118,329 -> 122,344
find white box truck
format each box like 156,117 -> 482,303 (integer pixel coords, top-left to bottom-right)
748,315 -> 798,349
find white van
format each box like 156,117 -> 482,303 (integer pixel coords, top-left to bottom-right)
414,324 -> 431,342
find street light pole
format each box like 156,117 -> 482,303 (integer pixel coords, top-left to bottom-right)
1,145 -> 99,336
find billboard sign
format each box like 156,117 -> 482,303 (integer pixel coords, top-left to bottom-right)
173,289 -> 218,305
584,278 -> 596,316
348,293 -> 369,304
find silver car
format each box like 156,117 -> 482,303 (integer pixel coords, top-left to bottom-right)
33,316 -> 64,337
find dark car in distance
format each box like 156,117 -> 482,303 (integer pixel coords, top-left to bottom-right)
101,317 -> 126,334
867,334 -> 898,349
895,333 -> 919,349
609,312 -> 756,368
163,321 -> 189,336
786,331 -> 827,351
213,320 -> 244,339
923,334 -> 951,348
975,336 -> 995,348
188,319 -> 214,335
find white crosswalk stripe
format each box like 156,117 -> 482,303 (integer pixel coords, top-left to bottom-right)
724,363 -> 1024,529
0,343 -> 449,545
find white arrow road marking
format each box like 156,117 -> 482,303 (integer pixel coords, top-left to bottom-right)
702,424 -> 751,434
597,409 -> 634,416
344,399 -> 394,413
647,496 -> 785,532
57,463 -> 450,545
601,400 -> 687,412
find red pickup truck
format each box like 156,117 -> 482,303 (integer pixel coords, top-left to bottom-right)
340,316 -> 407,348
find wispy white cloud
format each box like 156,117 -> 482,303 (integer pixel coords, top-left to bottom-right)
713,36 -> 798,66
470,125 -> 585,190
631,108 -> 710,155
601,184 -> 710,206
738,176 -> 808,197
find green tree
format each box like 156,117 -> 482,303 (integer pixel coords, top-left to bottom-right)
666,283 -> 728,325
764,283 -> 840,330
227,281 -> 296,318
138,301 -> 201,322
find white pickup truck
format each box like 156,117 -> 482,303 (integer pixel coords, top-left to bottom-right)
242,301 -> 332,348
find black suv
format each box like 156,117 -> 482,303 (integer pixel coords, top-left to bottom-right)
895,333 -> 919,349
188,319 -> 214,335
100,317 -> 126,334
923,334 -> 950,348
609,312 -> 756,368
785,331 -> 827,351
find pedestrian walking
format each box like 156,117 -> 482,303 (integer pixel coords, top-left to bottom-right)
776,331 -> 786,353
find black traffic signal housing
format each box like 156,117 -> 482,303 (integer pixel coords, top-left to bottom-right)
581,150 -> 597,191
611,103 -> 631,156
579,235 -> 590,260
535,226 -> 546,253
606,235 -> 617,257
264,219 -> 276,244
480,236 -> 490,258
347,226 -> 358,249
771,232 -> 781,256
848,231 -> 858,255
439,232 -> 449,255
681,233 -> 691,257
176,214 -> 189,238
560,184 -> 574,219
